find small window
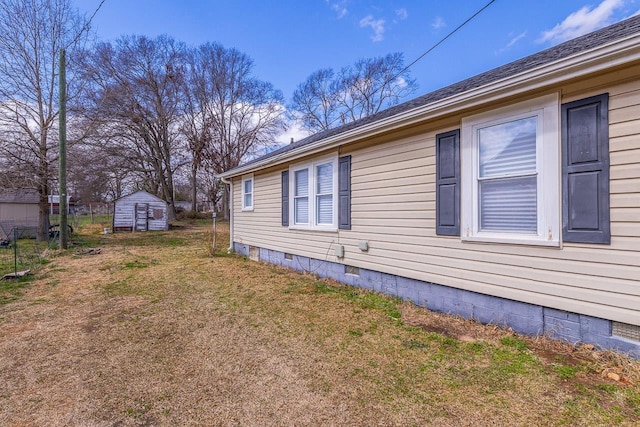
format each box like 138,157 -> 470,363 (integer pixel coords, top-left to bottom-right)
242,175 -> 254,211
284,253 -> 293,261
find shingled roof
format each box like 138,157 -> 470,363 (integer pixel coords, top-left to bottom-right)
223,14 -> 640,176
0,188 -> 39,204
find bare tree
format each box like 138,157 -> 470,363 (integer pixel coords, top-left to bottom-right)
0,0 -> 89,240
76,35 -> 186,219
290,69 -> 341,132
66,142 -> 130,203
182,43 -> 287,216
291,53 -> 418,133
181,48 -> 216,213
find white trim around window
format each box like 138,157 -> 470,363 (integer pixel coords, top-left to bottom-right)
241,174 -> 254,211
461,93 -> 560,246
289,154 -> 339,231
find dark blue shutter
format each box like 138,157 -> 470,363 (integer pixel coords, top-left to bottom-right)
436,130 -> 460,236
338,155 -> 351,230
281,170 -> 289,226
561,93 -> 610,244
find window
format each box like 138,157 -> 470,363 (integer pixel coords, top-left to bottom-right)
316,163 -> 333,225
241,175 -> 253,211
282,156 -> 350,229
152,208 -> 164,220
289,156 -> 338,230
294,168 -> 309,223
478,117 -> 537,233
461,94 -> 560,246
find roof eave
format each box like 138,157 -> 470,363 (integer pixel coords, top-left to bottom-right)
218,33 -> 640,179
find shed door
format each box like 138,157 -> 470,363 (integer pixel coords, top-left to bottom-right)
135,203 -> 148,231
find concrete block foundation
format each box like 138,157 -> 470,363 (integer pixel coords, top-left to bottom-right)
234,243 -> 639,357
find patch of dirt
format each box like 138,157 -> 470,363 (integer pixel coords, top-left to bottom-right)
401,302 -> 640,391
401,303 -> 510,343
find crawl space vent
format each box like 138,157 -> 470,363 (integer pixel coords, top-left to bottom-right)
612,321 -> 640,342
345,265 -> 360,276
248,246 -> 259,261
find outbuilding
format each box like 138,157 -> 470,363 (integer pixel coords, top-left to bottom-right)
48,195 -> 76,215
0,188 -> 39,240
112,190 -> 168,232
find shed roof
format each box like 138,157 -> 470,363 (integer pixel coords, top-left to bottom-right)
0,188 -> 39,204
220,14 -> 640,178
114,190 -> 167,204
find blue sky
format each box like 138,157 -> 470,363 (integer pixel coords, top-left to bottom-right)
75,0 -> 640,142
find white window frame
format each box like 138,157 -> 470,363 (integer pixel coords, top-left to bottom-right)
289,154 -> 339,231
241,174 -> 254,211
461,93 -> 560,246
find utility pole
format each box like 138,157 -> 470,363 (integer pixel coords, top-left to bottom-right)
59,49 -> 68,249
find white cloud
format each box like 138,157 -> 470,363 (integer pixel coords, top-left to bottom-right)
539,0 -> 625,44
276,120 -> 312,145
360,15 -> 386,42
326,1 -> 348,19
432,16 -> 446,30
396,8 -> 408,20
507,31 -> 527,48
495,31 -> 527,55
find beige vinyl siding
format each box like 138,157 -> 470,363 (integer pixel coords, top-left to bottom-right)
606,74 -> 640,248
233,168 -> 339,260
232,68 -> 640,326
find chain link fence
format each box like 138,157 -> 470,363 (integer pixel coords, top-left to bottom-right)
0,225 -> 53,279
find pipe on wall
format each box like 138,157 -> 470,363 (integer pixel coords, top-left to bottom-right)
220,176 -> 233,253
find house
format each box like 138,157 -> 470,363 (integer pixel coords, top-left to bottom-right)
112,190 -> 168,232
47,195 -> 76,215
219,17 -> 640,356
0,188 -> 39,240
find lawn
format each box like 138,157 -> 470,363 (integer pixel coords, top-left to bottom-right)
0,221 -> 638,426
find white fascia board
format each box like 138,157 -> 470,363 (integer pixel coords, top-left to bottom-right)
219,34 -> 640,179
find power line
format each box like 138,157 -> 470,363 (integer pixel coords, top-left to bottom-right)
394,0 -> 497,81
298,0 -> 497,132
69,0 -> 107,48
341,0 -> 496,118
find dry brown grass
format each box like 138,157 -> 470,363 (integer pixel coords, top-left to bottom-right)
0,221 -> 639,426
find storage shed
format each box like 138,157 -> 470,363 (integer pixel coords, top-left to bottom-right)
0,188 -> 39,239
112,191 -> 168,232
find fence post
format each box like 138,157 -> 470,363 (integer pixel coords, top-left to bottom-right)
212,212 -> 217,253
13,227 -> 17,276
